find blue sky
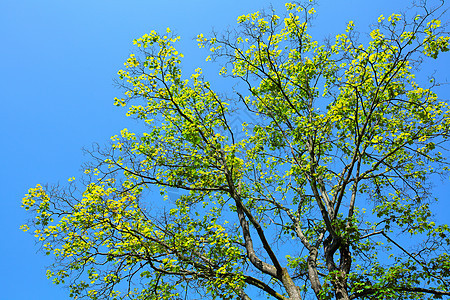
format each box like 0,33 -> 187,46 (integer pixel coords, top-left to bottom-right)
1,0 -> 449,299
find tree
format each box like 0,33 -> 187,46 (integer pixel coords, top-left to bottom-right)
22,1 -> 450,299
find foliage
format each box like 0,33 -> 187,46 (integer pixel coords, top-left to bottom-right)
23,1 -> 450,299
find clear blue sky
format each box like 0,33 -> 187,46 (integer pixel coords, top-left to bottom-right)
1,1 -> 449,299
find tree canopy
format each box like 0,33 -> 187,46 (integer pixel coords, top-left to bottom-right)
22,1 -> 450,299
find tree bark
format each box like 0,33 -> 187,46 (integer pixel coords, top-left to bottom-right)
307,248 -> 322,298
280,267 -> 302,300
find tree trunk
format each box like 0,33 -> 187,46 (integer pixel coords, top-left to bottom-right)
280,267 -> 302,300
333,272 -> 350,300
334,244 -> 351,300
307,248 -> 323,298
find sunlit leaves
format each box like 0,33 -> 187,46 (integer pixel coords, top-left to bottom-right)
22,1 -> 450,299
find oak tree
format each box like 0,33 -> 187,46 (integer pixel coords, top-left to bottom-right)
22,1 -> 450,299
